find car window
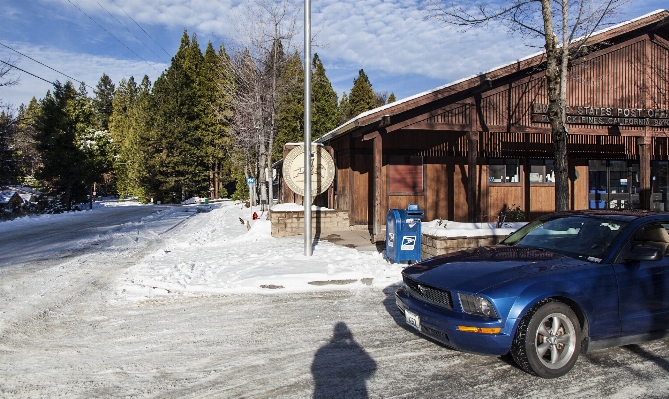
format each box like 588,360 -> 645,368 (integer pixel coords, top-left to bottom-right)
615,223 -> 669,263
502,215 -> 628,261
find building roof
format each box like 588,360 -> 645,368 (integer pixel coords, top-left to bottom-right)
6,185 -> 42,196
316,9 -> 669,144
0,191 -> 20,205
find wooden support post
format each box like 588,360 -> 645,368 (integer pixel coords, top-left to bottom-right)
363,131 -> 384,242
638,136 -> 652,210
467,130 -> 479,222
326,146 -> 335,209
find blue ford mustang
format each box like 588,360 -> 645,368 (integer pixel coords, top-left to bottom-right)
395,210 -> 669,378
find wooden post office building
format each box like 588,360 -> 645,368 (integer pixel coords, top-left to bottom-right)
285,10 -> 669,239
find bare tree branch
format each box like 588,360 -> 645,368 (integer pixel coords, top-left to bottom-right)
0,56 -> 20,89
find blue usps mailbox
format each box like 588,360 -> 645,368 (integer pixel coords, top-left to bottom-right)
386,204 -> 424,263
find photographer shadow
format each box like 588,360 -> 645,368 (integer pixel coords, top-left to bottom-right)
311,322 -> 377,399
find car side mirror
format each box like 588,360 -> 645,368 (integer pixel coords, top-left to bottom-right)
623,246 -> 663,262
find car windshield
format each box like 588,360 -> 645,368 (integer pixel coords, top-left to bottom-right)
500,215 -> 630,261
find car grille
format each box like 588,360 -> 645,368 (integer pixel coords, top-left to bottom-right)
402,274 -> 453,309
423,325 -> 449,341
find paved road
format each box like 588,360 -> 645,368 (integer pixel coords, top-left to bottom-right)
2,208 -> 669,398
0,204 -> 185,267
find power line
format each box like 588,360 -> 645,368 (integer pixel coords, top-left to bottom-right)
94,0 -> 168,64
110,0 -> 172,59
0,59 -> 55,85
0,41 -> 92,90
66,0 -> 161,73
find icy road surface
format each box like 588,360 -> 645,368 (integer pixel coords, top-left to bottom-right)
2,202 -> 669,397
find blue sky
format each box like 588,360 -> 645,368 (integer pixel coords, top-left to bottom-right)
1,0 -> 667,109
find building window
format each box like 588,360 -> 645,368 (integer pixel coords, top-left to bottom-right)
389,156 -> 424,194
529,159 -> 555,184
588,160 -> 640,209
489,159 -> 520,184
652,161 -> 669,194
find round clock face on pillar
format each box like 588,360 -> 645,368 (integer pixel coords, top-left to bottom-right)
282,145 -> 336,197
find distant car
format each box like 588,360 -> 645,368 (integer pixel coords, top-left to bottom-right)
395,210 -> 669,378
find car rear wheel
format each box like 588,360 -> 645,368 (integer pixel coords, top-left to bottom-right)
511,300 -> 581,378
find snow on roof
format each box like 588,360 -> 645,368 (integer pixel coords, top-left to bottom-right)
6,185 -> 42,196
316,9 -> 668,144
0,191 -> 19,204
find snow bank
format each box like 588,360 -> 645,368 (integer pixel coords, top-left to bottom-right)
421,220 -> 526,238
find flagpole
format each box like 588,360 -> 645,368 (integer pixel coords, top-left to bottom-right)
303,0 -> 312,256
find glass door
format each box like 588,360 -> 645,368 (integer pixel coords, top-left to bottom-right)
588,160 -> 640,209
652,161 -> 669,210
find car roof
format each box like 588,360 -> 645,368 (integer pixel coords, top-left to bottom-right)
538,210 -> 666,223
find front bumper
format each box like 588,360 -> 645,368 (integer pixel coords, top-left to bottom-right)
395,287 -> 513,356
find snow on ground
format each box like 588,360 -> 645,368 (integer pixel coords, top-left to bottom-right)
422,219 -> 526,238
116,200 -> 405,299
1,199 -> 527,300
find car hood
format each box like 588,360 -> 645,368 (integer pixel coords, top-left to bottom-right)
403,246 -> 575,293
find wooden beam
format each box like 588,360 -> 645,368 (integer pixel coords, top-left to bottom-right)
400,122 -> 471,132
385,103 -> 471,133
398,122 -> 665,137
467,127 -> 479,223
370,131 -> 384,241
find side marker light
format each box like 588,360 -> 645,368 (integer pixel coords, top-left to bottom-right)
457,326 -> 501,334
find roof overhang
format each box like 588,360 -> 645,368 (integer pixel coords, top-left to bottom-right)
315,9 -> 669,144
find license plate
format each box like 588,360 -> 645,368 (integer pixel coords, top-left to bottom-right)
405,308 -> 421,331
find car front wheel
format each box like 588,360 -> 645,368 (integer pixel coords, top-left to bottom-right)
511,300 -> 581,378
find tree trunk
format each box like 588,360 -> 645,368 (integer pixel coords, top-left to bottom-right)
209,164 -> 214,199
267,134 -> 274,209
541,0 -> 570,212
64,182 -> 72,210
214,161 -> 219,199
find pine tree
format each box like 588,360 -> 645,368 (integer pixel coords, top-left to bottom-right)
311,54 -> 338,139
388,92 -> 397,103
199,41 -> 234,198
13,98 -> 41,187
0,110 -> 17,186
125,76 -> 156,201
34,81 -> 89,208
92,73 -> 115,131
338,92 -> 351,125
109,77 -> 139,197
348,69 -> 376,117
144,30 -> 207,202
274,51 -> 304,160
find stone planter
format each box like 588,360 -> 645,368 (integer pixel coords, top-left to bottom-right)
270,209 -> 351,237
422,234 -> 506,259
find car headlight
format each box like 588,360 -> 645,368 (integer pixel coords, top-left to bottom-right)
458,293 -> 499,318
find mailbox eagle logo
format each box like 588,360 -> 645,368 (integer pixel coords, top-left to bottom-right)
401,236 -> 416,251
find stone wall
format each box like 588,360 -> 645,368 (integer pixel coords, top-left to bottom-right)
422,234 -> 505,259
270,209 -> 351,237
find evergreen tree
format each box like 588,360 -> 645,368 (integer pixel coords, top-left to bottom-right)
348,69 -> 376,117
125,76 -> 156,201
34,81 -> 90,208
338,92 -> 351,125
311,53 -> 338,139
13,98 -> 41,187
109,76 -> 139,197
92,73 -> 115,131
388,92 -> 397,103
199,41 -> 235,198
142,30 -> 207,202
0,110 -> 17,186
274,51 -> 304,160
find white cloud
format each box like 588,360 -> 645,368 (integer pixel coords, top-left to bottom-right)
4,0 -> 666,106
0,42 -> 167,107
